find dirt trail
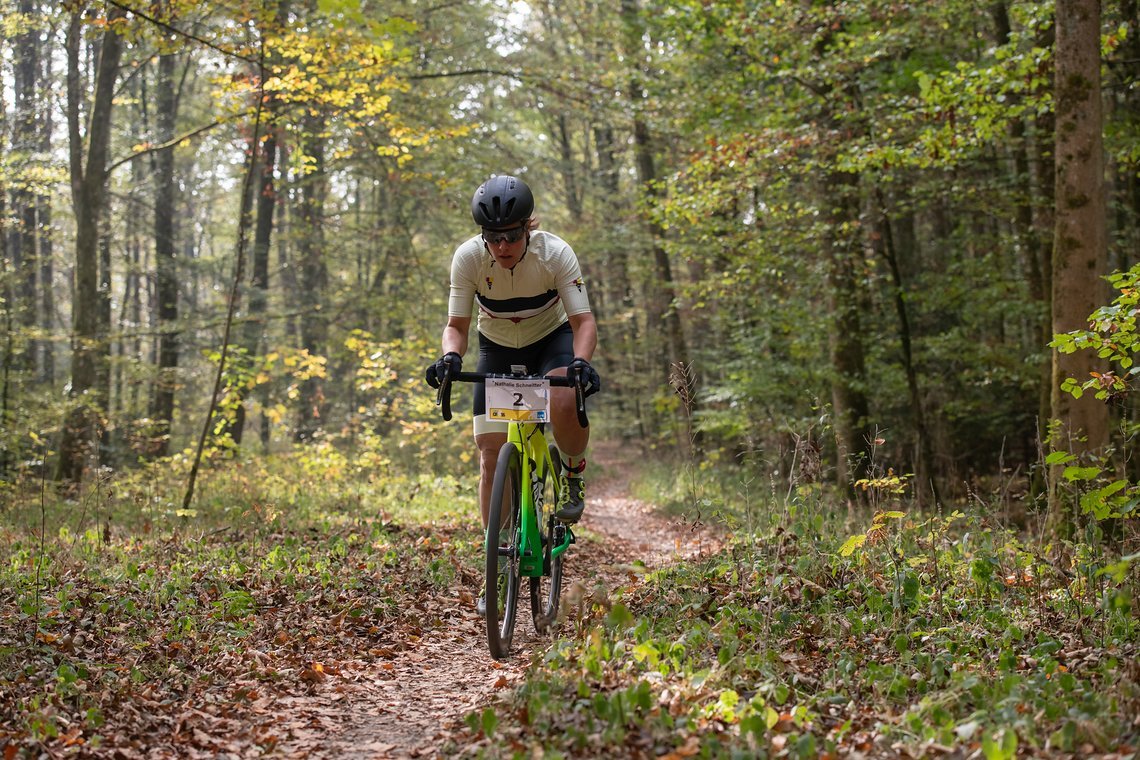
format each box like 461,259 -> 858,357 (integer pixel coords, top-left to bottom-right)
269,444 -> 713,759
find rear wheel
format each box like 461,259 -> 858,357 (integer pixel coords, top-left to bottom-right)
486,442 -> 522,659
531,443 -> 564,632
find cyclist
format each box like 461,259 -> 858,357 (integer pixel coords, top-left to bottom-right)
425,175 -> 600,616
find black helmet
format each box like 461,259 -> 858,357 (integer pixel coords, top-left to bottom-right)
471,175 -> 533,227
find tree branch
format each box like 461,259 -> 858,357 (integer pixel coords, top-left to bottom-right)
406,67 -> 523,82
104,0 -> 258,65
107,119 -> 224,173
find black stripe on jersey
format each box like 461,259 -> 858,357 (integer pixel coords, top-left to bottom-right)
476,289 -> 560,317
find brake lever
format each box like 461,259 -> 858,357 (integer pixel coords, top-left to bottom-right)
438,366 -> 453,421
573,370 -> 589,428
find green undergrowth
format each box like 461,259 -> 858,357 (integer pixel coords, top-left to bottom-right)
3,439 -> 475,536
0,448 -> 482,756
464,465 -> 1140,759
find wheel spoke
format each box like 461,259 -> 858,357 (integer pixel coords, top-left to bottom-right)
487,442 -> 521,659
530,444 -> 564,633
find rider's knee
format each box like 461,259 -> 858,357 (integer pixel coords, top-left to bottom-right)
476,438 -> 502,473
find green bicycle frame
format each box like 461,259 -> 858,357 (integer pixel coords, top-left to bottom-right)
510,421 -> 573,577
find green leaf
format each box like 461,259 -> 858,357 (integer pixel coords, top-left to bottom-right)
740,714 -> 767,738
902,572 -> 920,607
1097,552 -> 1140,582
1049,721 -> 1077,752
1079,479 -> 1128,519
1045,451 -> 1077,465
717,689 -> 740,711
982,728 -> 1017,760
794,732 -> 817,758
632,641 -> 660,667
606,603 -> 634,630
839,534 -> 867,557
480,707 -> 497,737
1063,466 -> 1101,482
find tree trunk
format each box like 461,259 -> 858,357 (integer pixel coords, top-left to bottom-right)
37,13 -> 55,384
38,195 -> 54,385
296,114 -> 329,442
594,121 -> 646,440
825,172 -> 872,492
97,214 -> 114,463
228,2 -> 288,450
555,113 -> 583,222
621,0 -> 687,381
0,101 -> 11,478
151,48 -> 180,457
230,120 -> 277,448
1049,0 -> 1110,527
57,5 -> 126,484
876,189 -> 940,506
278,180 -> 298,341
12,0 -> 38,374
994,0 -> 1054,491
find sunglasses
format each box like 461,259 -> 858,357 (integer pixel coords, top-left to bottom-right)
482,226 -> 527,245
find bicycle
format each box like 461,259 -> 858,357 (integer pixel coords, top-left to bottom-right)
435,367 -> 590,659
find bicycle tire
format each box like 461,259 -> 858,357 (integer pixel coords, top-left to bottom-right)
486,442 -> 522,659
531,443 -> 564,632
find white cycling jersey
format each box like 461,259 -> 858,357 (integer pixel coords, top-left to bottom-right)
447,230 -> 592,348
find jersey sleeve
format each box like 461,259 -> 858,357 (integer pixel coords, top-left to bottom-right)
554,241 -> 592,316
447,244 -> 477,319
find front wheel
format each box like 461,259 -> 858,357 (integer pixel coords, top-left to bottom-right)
486,442 -> 521,659
531,443 -> 564,632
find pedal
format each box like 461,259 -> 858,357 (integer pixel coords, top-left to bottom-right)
553,524 -> 575,545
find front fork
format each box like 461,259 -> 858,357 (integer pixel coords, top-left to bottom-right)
511,426 -> 574,577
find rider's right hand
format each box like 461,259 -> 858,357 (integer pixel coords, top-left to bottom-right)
568,357 -> 601,397
425,352 -> 463,389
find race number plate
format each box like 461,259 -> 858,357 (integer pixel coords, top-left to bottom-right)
486,377 -> 551,423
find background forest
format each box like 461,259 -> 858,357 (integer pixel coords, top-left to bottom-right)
1,0 -> 1138,512
3,1 -> 1140,757
3,0 -> 1139,521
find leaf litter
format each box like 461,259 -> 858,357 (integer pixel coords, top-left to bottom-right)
0,444 -> 709,758
9,442 -> 1136,759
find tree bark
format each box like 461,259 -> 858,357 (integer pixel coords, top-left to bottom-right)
621,0 -> 687,382
229,1 -> 288,450
875,189 -> 940,506
0,89 -> 11,478
12,0 -> 39,375
230,118 -> 277,448
57,5 -> 126,484
151,48 -> 180,457
1049,0 -> 1110,525
593,121 -> 646,440
295,113 -> 329,442
994,0 -> 1054,491
555,113 -> 583,222
825,172 -> 872,492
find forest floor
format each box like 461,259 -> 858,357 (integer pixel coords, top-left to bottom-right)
0,441 -> 716,759
7,442 -> 1139,758
268,441 -> 716,758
